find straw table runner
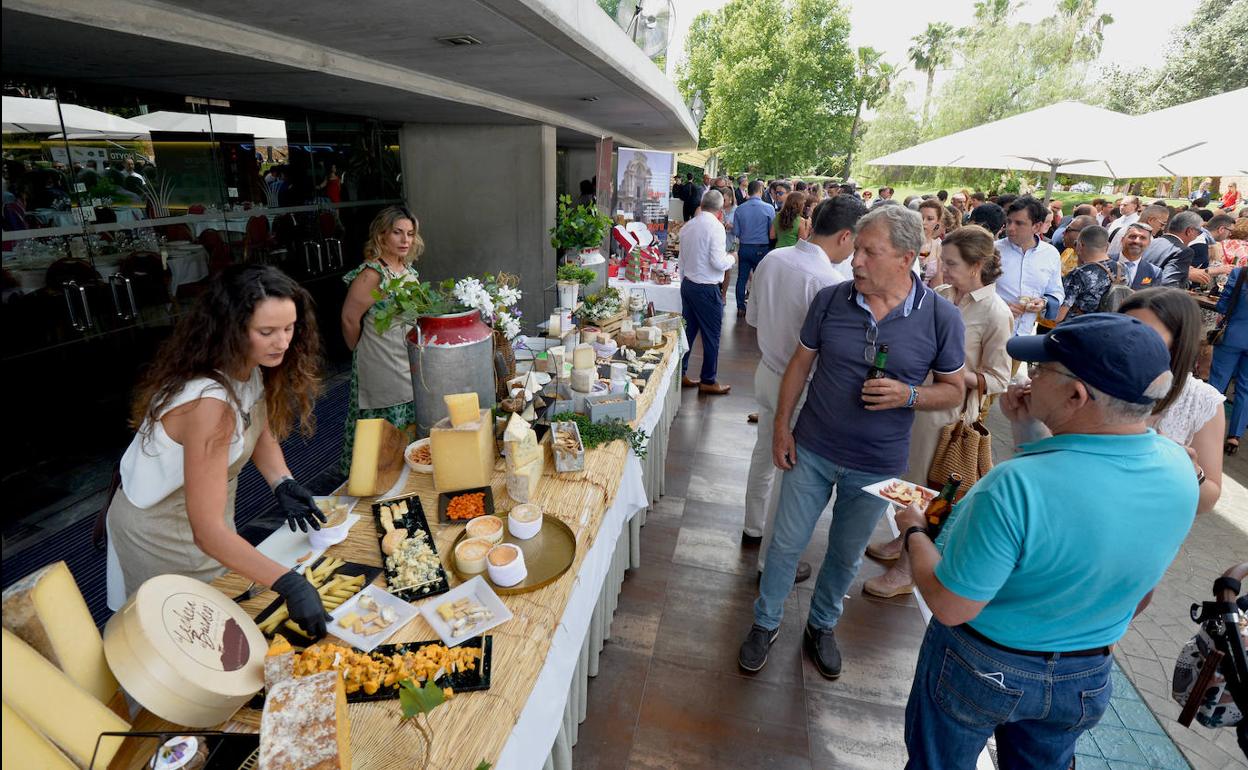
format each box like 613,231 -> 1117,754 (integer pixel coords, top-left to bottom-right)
112,333 -> 679,770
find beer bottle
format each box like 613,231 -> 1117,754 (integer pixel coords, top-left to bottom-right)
862,345 -> 889,406
924,473 -> 963,535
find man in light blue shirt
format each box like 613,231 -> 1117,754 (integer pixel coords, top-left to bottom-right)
994,196 -> 1064,335
731,180 -> 776,317
895,313 -> 1198,770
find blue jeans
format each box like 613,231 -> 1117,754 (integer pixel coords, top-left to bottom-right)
736,243 -> 769,310
905,619 -> 1113,770
754,447 -> 890,630
681,279 -> 725,383
1209,344 -> 1248,439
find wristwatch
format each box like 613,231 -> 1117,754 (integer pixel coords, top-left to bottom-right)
903,526 -> 928,553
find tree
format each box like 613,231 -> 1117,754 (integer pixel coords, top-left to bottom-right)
1097,0 -> 1248,113
853,83 -> 921,182
842,47 -> 898,177
675,0 -> 856,175
907,22 -> 956,126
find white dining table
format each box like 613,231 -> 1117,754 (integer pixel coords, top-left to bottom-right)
608,276 -> 683,314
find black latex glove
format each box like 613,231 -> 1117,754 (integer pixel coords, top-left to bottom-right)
274,478 -> 326,532
273,571 -> 330,639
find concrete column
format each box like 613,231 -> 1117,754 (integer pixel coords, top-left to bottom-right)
400,123 -> 557,331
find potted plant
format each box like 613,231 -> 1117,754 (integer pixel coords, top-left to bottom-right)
555,263 -> 596,310
549,194 -> 611,267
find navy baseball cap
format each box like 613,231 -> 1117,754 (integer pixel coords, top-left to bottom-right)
1005,313 -> 1171,404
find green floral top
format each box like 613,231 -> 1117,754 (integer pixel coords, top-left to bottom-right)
344,261 -> 420,320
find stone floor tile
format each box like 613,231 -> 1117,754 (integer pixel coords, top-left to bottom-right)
1074,758 -> 1113,770
1092,725 -> 1151,764
806,689 -> 909,769
1131,730 -> 1193,770
1113,698 -> 1167,735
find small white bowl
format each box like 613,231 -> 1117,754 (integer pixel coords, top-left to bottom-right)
486,543 -> 527,587
455,537 -> 493,575
465,515 -> 505,545
308,516 -> 353,549
508,504 -> 543,540
404,438 -> 433,473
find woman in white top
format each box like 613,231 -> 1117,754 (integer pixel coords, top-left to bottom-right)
107,264 -> 332,637
1119,288 -> 1224,514
865,225 -> 1014,598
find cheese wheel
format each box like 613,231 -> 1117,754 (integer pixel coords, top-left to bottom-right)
2,702 -> 77,770
259,670 -> 351,770
103,574 -> 266,727
571,367 -> 595,393
2,629 -> 130,769
572,343 -> 595,369
2,560 -> 118,704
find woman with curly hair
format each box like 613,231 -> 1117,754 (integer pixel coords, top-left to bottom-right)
769,191 -> 808,248
106,264 -> 333,637
339,206 -> 424,473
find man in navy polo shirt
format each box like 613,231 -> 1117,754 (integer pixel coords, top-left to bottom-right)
894,314 -> 1197,769
732,180 -> 776,317
738,205 -> 967,679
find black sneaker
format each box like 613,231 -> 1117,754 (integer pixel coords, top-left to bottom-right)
737,624 -> 780,673
804,624 -> 841,680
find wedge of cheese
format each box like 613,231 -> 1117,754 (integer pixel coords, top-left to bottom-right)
430,409 -> 495,493
2,628 -> 129,769
2,702 -> 76,770
2,560 -> 118,704
503,412 -> 530,443
346,418 -> 404,497
259,670 -> 351,770
505,446 -> 546,504
444,392 -> 480,428
505,425 -> 541,473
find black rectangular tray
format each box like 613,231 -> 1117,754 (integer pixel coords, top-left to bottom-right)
437,485 -> 496,523
254,556 -> 384,645
373,494 -> 451,601
248,635 -> 493,708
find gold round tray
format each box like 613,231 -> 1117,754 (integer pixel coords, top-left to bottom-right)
448,513 -> 577,595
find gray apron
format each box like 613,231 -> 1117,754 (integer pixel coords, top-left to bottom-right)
107,399 -> 266,602
355,316 -> 414,410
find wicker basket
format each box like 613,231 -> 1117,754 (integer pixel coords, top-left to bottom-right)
494,330 -> 517,401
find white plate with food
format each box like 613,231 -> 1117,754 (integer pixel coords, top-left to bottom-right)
329,585 -> 419,653
256,495 -> 360,572
861,478 -> 938,509
418,575 -> 512,648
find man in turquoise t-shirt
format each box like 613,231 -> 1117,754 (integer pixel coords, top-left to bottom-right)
895,313 -> 1199,770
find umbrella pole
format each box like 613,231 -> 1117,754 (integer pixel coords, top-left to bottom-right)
1042,162 -> 1058,205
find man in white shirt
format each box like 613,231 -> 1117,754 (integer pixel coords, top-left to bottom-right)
743,195 -> 867,580
1106,195 -> 1142,255
994,197 -> 1064,336
680,189 -> 736,394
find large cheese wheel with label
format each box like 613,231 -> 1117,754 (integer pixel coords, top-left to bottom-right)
346,418 -> 405,497
103,574 -> 266,727
2,629 -> 129,769
3,560 -> 119,704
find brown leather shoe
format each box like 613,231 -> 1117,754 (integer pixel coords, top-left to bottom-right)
747,413 -> 759,423
681,376 -> 700,388
699,382 -> 731,395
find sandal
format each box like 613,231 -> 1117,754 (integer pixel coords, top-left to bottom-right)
1227,437 -> 1240,456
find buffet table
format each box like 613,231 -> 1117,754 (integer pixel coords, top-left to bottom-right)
609,277 -> 682,314
111,332 -> 684,770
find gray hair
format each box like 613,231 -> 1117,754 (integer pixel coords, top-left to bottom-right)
1168,210 -> 1202,234
700,188 -> 723,212
858,203 -> 924,257
1056,364 -> 1173,424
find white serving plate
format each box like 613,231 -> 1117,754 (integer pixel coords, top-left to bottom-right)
328,585 -> 420,653
417,575 -> 512,648
861,478 -> 938,509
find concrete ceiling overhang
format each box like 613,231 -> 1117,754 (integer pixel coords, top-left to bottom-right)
2,0 -> 698,151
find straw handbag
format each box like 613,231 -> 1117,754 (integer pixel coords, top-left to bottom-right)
927,381 -> 993,498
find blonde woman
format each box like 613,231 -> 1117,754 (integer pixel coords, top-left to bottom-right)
339,206 -> 424,472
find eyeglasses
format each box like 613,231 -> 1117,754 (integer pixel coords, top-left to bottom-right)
1026,363 -> 1096,399
863,324 -> 879,364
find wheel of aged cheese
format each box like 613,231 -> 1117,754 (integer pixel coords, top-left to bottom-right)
103,574 -> 267,727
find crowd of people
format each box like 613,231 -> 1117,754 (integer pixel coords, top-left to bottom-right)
672,172 -> 1247,765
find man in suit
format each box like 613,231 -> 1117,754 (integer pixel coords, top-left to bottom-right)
1143,210 -> 1201,287
1110,223 -> 1161,289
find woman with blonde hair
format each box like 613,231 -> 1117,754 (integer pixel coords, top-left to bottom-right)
339,206 -> 425,472
864,225 -> 1014,597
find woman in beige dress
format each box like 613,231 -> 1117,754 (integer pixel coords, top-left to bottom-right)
864,225 -> 1014,597
106,265 -> 333,637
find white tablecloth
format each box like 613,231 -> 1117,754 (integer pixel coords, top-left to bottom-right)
495,340 -> 680,769
31,207 -> 146,227
609,277 -> 682,314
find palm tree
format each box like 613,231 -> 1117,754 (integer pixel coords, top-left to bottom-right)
908,22 -> 956,127
973,0 -> 1012,25
842,47 -> 897,178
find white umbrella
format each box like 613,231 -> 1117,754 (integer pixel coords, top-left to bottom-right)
131,111 -> 287,147
1134,88 -> 1248,177
2,96 -> 151,139
867,101 -> 1159,199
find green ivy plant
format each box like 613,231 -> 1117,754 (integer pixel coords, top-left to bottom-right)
371,276 -> 460,334
556,264 -> 598,285
549,194 -> 611,251
398,678 -> 446,770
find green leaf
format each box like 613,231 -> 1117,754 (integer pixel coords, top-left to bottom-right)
474,762 -> 492,770
398,677 -> 446,718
